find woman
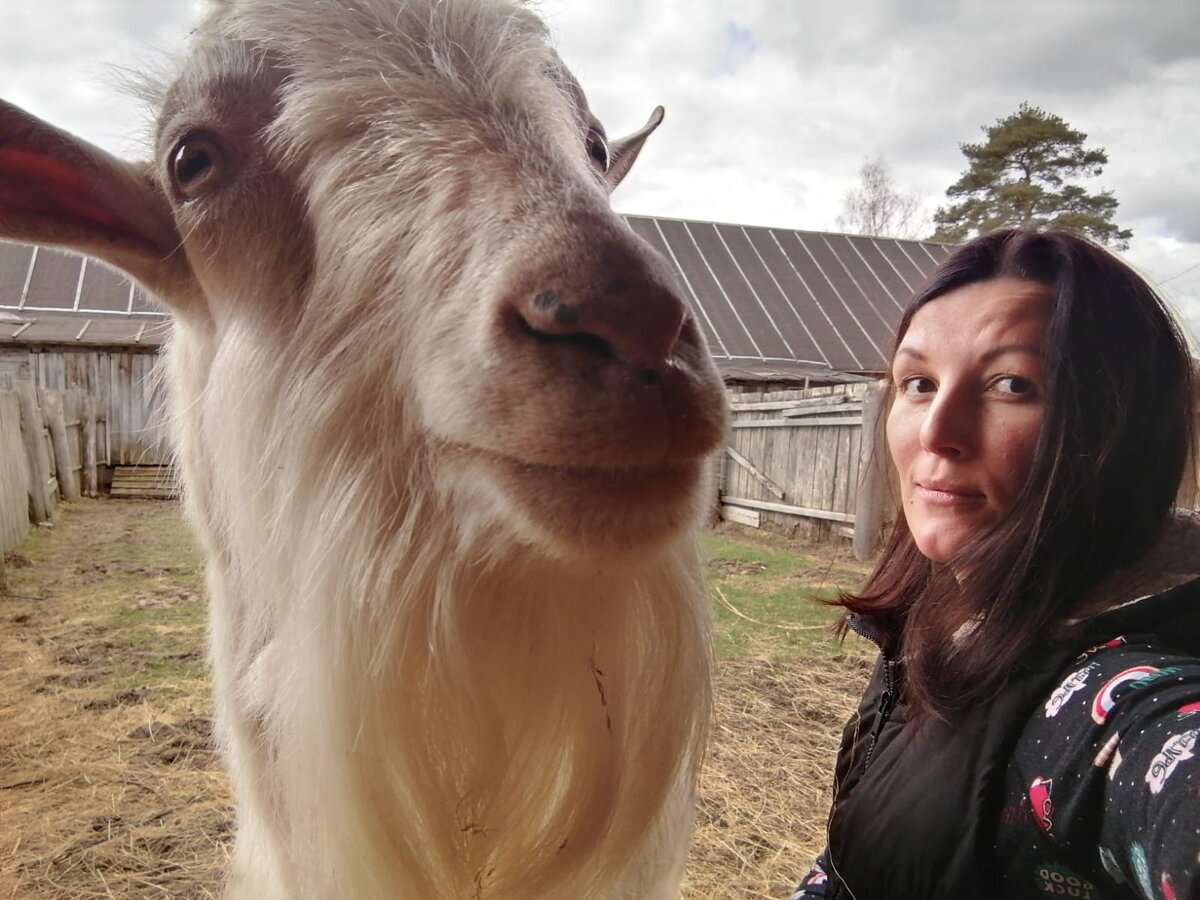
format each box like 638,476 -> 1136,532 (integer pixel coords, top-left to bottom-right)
793,229 -> 1200,899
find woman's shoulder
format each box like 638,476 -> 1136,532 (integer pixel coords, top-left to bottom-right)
1001,612 -> 1200,898
1040,632 -> 1200,725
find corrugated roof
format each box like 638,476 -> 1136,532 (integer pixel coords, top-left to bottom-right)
0,241 -> 169,348
1,222 -> 954,375
625,215 -> 953,377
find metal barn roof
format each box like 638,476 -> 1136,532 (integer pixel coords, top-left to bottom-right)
2,221 -> 955,377
0,241 -> 167,349
625,215 -> 953,379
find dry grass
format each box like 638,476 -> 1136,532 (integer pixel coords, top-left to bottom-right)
0,500 -> 870,899
683,655 -> 869,899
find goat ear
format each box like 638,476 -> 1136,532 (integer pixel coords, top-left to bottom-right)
0,98 -> 196,304
605,105 -> 664,189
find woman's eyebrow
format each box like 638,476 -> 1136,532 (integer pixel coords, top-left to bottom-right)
981,343 -> 1043,362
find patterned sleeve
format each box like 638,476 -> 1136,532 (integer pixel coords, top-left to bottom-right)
790,848 -> 831,899
999,637 -> 1200,899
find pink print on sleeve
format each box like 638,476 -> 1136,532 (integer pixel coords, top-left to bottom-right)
1029,776 -> 1054,833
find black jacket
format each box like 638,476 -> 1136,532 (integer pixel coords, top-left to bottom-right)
794,576 -> 1200,900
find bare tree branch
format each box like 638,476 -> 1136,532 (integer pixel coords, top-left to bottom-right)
837,157 -> 927,240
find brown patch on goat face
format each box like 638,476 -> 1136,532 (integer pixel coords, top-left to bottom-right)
154,42 -> 313,324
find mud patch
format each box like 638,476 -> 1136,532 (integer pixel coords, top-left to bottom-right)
134,586 -> 201,608
84,688 -> 151,710
708,557 -> 770,576
129,717 -> 217,769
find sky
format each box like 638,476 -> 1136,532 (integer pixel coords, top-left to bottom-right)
4,0 -> 1200,342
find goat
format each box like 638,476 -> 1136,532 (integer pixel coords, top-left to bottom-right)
0,1 -> 728,897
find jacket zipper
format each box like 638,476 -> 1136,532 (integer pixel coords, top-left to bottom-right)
861,658 -> 899,772
845,615 -> 900,774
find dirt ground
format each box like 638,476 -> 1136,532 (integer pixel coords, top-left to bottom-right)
0,500 -> 869,899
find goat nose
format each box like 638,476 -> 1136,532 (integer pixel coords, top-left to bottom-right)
511,244 -> 687,381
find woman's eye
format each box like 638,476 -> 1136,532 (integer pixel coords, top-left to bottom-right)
995,375 -> 1035,395
898,376 -> 935,395
586,127 -> 610,172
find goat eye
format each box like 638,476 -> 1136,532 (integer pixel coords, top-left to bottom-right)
170,136 -> 225,197
586,128 -> 610,172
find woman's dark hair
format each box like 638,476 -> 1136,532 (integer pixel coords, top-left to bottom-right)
842,228 -> 1197,720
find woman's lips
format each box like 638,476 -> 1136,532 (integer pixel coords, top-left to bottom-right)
916,482 -> 985,504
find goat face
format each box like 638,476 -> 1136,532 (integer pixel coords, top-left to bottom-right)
151,0 -> 726,561
0,0 -> 728,560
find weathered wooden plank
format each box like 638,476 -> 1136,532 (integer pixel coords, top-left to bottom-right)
81,394 -> 98,497
44,391 -> 81,501
728,396 -> 862,413
63,391 -> 83,475
730,417 -> 863,429
854,382 -> 888,560
817,425 -> 836,512
780,403 -> 863,418
0,392 -> 32,553
15,380 -> 53,523
98,352 -> 111,465
721,496 -> 855,524
845,421 -> 862,513
720,504 -> 761,528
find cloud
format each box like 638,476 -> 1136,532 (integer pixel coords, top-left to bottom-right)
4,0 -> 1198,340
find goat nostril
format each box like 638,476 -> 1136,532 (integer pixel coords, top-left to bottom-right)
553,305 -> 579,325
534,290 -> 558,311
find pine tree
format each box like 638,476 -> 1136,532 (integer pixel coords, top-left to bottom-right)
932,103 -> 1132,249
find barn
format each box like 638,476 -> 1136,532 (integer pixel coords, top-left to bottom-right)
624,214 -> 952,387
0,218 -> 951,554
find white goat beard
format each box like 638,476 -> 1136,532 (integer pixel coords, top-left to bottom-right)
169,333 -> 712,899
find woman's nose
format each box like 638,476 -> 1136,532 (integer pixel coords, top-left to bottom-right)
919,389 -> 974,458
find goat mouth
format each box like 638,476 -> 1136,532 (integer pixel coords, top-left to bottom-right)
465,445 -> 697,489
450,442 -> 704,509
489,453 -> 706,551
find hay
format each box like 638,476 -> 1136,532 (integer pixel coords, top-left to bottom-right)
0,500 -> 871,899
683,656 -> 870,899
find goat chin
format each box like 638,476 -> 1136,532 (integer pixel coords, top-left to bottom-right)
198,424 -> 712,899
435,450 -> 716,565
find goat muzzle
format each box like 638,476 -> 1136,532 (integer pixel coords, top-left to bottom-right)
506,238 -> 688,383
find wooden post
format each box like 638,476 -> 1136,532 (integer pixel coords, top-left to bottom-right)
45,391 -> 81,502
81,394 -> 98,498
15,380 -> 53,523
853,381 -> 888,561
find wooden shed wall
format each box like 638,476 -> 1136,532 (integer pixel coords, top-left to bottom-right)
0,347 -> 170,466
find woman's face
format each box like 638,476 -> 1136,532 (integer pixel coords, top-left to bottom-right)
887,277 -> 1052,563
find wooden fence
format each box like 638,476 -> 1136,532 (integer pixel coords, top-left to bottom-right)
0,378 -> 101,557
0,348 -> 170,466
718,383 -> 894,557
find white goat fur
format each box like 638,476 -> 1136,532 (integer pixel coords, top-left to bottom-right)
0,1 -> 728,897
